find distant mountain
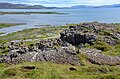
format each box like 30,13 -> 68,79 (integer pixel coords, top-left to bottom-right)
1,2 -> 120,9
0,2 -> 57,9
71,4 -> 120,8
96,4 -> 120,8
71,5 -> 94,8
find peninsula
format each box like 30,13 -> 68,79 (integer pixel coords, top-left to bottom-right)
0,12 -> 66,15
0,23 -> 25,28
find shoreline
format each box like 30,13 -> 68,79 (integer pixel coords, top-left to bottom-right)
0,23 -> 26,29
0,22 -> 120,36
0,32 -> 5,35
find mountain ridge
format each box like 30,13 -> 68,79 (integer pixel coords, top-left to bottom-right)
71,4 -> 120,8
0,2 -> 58,9
0,2 -> 120,9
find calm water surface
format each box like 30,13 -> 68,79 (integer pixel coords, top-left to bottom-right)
0,8 -> 120,34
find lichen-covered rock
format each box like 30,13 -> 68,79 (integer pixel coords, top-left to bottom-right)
10,48 -> 80,65
79,48 -> 120,65
87,52 -> 120,65
1,38 -> 80,65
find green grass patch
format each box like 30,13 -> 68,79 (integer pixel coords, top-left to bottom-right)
103,44 -> 120,56
0,32 -> 5,35
0,25 -> 69,55
93,41 -> 112,52
0,23 -> 24,29
0,62 -> 120,79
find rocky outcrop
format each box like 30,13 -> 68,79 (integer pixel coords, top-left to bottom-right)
0,22 -> 120,66
1,38 -> 80,65
79,48 -> 120,65
59,22 -> 120,65
8,48 -> 79,65
60,22 -> 120,45
60,26 -> 96,45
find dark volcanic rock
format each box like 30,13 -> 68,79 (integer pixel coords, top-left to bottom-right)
60,29 -> 96,45
60,22 -> 120,45
60,23 -> 105,45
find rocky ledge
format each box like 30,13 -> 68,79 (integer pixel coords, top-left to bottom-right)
0,22 -> 120,65
60,22 -> 120,45
0,38 -> 80,65
79,48 -> 120,65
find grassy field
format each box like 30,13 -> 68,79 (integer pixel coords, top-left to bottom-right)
0,62 -> 120,79
0,26 -> 68,44
0,32 -> 5,35
0,12 -> 66,15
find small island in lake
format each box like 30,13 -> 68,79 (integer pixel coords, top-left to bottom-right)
0,23 -> 25,28
0,12 -> 66,15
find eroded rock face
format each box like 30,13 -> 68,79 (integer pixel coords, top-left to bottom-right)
87,52 -> 120,65
65,24 -> 120,65
60,22 -> 120,45
9,48 -> 80,65
60,28 -> 96,45
79,48 -> 120,65
60,23 -> 104,45
1,38 -> 80,65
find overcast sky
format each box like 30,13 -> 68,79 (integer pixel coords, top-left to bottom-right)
0,0 -> 120,7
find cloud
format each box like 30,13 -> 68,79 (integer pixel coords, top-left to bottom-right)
0,0 -> 120,7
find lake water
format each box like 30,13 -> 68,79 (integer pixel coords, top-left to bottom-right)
0,8 -> 120,34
